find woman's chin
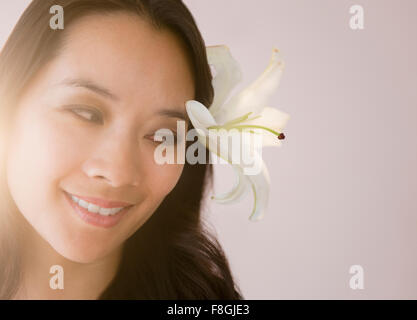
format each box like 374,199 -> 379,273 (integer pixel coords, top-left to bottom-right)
46,233 -> 122,264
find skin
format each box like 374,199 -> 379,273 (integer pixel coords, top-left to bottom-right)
7,12 -> 194,299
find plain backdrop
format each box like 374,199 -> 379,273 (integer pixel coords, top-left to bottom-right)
1,0 -> 416,299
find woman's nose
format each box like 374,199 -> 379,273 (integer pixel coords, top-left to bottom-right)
81,130 -> 141,188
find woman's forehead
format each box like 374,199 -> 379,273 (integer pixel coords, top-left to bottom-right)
50,12 -> 195,108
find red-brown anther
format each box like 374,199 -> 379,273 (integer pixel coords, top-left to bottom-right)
278,133 -> 285,140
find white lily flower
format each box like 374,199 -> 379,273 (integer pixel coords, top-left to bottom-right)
185,45 -> 290,221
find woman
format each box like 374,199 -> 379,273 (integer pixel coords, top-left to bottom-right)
0,0 -> 243,299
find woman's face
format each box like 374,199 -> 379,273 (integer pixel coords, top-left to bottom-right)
5,13 -> 194,263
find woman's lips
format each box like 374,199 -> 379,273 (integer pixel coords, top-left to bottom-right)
68,193 -> 133,208
64,191 -> 132,228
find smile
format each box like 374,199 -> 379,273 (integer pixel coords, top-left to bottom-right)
64,191 -> 133,228
70,194 -> 126,216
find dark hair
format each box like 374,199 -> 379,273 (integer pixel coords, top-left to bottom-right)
0,0 -> 243,299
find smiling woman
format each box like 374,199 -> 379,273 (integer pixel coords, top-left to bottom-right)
0,0 -> 243,299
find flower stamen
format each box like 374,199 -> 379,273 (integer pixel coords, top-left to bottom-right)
208,122 -> 286,141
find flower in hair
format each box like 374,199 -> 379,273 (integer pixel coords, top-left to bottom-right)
185,45 -> 290,221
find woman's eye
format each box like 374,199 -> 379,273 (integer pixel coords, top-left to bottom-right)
146,132 -> 178,146
70,107 -> 103,124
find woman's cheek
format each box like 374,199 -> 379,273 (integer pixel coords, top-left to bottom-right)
146,158 -> 184,198
5,107 -> 70,231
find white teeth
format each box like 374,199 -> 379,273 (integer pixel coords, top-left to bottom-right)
70,194 -> 125,216
111,207 -> 123,215
78,199 -> 89,209
87,203 -> 100,213
98,207 -> 113,216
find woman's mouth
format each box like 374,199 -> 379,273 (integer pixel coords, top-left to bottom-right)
63,191 -> 133,228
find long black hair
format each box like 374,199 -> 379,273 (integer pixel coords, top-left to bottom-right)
0,0 -> 243,299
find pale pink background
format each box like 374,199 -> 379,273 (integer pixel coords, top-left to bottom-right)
1,0 -> 416,299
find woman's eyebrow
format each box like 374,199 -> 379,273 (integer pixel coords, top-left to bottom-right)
57,77 -> 119,101
156,109 -> 188,122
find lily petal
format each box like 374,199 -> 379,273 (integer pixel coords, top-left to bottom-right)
216,48 -> 285,124
185,101 -> 242,168
208,132 -> 271,221
241,106 -> 291,147
185,100 -> 217,133
211,165 -> 248,204
207,45 -> 243,117
247,158 -> 271,221
192,123 -> 254,207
